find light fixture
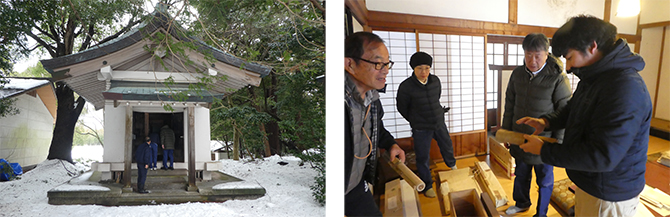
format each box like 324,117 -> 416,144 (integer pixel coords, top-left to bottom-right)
616,0 -> 640,17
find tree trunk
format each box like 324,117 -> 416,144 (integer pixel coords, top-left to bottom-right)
233,125 -> 240,160
266,71 -> 281,155
260,123 -> 271,157
47,81 -> 85,163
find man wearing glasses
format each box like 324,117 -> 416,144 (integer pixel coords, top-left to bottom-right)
396,51 -> 457,198
345,31 -> 405,216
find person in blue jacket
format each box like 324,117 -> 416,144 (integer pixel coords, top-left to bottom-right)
149,130 -> 160,171
517,15 -> 651,217
135,137 -> 153,194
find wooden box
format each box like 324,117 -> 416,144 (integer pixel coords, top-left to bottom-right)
474,161 -> 509,207
384,178 -> 422,217
449,189 -> 488,217
489,135 -> 515,178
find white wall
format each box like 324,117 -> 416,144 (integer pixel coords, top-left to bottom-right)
640,0 -> 670,24
610,0 -> 641,35
103,101 -> 127,163
194,106 -> 211,170
366,0 -> 508,23
518,0 -> 605,28
656,27 -> 670,120
639,27 -> 663,113
0,93 -> 54,167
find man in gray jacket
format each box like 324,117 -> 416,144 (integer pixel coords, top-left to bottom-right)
160,125 -> 175,170
503,33 -> 572,217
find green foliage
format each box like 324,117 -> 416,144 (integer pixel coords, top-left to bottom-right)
13,62 -> 50,77
194,0 -> 325,205
211,103 -> 272,159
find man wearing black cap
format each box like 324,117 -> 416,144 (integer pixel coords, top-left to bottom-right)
396,51 -> 456,198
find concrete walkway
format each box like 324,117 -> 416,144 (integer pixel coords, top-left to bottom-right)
47,169 -> 265,206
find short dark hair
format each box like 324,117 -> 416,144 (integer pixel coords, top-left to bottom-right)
551,15 -> 617,57
345,32 -> 385,63
522,33 -> 549,52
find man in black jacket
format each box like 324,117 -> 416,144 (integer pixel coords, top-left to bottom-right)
135,137 -> 153,194
345,31 -> 405,217
502,33 -> 571,217
518,15 -> 651,217
396,51 -> 456,198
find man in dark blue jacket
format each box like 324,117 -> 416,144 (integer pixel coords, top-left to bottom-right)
517,15 -> 651,217
396,51 -> 456,198
135,137 -> 153,194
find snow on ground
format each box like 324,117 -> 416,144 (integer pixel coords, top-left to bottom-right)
0,155 -> 324,217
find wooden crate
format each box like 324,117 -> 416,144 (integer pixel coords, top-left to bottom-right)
474,161 -> 509,207
449,189 -> 488,217
489,135 -> 515,179
384,178 -> 422,217
437,168 -> 482,215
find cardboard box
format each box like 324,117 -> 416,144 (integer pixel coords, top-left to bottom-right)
449,189 -> 488,217
384,178 -> 422,217
489,135 -> 515,178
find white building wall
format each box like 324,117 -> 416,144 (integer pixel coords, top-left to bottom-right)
102,101 -> 127,163
194,106 -> 211,170
366,0 -> 508,23
518,0 -> 605,28
0,93 -> 53,167
640,0 -> 670,24
656,27 -> 670,120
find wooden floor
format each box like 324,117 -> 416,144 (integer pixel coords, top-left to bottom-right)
380,136 -> 670,217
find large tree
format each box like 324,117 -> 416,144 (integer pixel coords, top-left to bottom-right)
1,0 -> 146,163
191,0 -> 325,204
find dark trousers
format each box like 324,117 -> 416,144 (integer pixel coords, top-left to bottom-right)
412,123 -> 456,191
137,163 -> 148,191
345,180 -> 382,217
163,149 -> 174,168
513,159 -> 554,217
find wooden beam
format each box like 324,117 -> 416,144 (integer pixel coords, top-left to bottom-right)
636,14 -> 642,53
639,21 -> 670,29
653,26 -> 666,119
367,11 -> 641,43
187,106 -> 198,191
508,0 -> 517,24
345,0 -> 368,26
123,105 -> 133,192
604,0 -> 612,22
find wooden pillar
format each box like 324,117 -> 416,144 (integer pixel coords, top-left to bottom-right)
123,105 -> 133,192
187,106 -> 198,191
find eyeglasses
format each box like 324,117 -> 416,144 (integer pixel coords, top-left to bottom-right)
350,57 -> 394,70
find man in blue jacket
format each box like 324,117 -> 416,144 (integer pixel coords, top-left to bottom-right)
135,137 -> 153,194
517,15 -> 651,216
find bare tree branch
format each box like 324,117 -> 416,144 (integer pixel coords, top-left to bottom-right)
24,31 -> 57,57
78,24 -> 95,52
94,18 -> 142,46
275,0 -> 325,26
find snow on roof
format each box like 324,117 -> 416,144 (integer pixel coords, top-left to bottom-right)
3,78 -> 49,89
0,77 -> 50,99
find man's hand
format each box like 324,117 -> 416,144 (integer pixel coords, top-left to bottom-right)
145,165 -> 149,169
519,134 -> 543,155
516,117 -> 547,135
442,106 -> 451,113
389,144 -> 406,163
